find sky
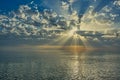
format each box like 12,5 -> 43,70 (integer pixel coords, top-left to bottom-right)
0,0 -> 119,15
0,0 -> 120,47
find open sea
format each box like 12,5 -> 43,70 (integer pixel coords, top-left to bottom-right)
0,49 -> 120,80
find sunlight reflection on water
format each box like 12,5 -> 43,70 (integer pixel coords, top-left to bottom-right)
0,50 -> 120,80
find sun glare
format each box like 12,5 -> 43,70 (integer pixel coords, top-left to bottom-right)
68,27 -> 78,36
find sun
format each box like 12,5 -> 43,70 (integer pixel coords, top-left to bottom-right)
68,27 -> 78,37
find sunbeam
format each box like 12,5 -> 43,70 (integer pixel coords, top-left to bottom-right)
78,35 -> 92,50
0,0 -> 120,51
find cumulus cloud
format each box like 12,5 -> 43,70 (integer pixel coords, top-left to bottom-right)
61,1 -> 69,10
102,6 -> 112,13
79,2 -> 120,31
19,5 -> 31,13
0,0 -> 119,40
0,5 -> 68,39
68,0 -> 77,4
114,1 -> 120,7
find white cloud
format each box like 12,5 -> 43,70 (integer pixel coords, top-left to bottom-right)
69,11 -> 78,21
19,5 -> 31,13
30,1 -> 34,4
31,13 -> 40,21
61,1 -> 69,10
68,0 -> 76,4
20,13 -> 26,19
81,11 -> 114,31
93,38 -> 99,42
114,1 -> 120,6
102,6 -> 112,13
110,13 -> 119,20
0,1 -> 119,40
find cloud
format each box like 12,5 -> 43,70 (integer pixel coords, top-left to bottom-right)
19,5 -> 31,13
69,11 -> 78,21
114,1 -> 120,7
0,5 -> 68,39
81,12 -> 113,31
61,1 -> 69,10
0,0 -> 120,41
102,6 -> 112,13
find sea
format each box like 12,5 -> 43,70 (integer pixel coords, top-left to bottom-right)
0,49 -> 120,80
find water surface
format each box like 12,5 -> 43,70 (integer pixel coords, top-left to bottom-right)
0,50 -> 120,80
